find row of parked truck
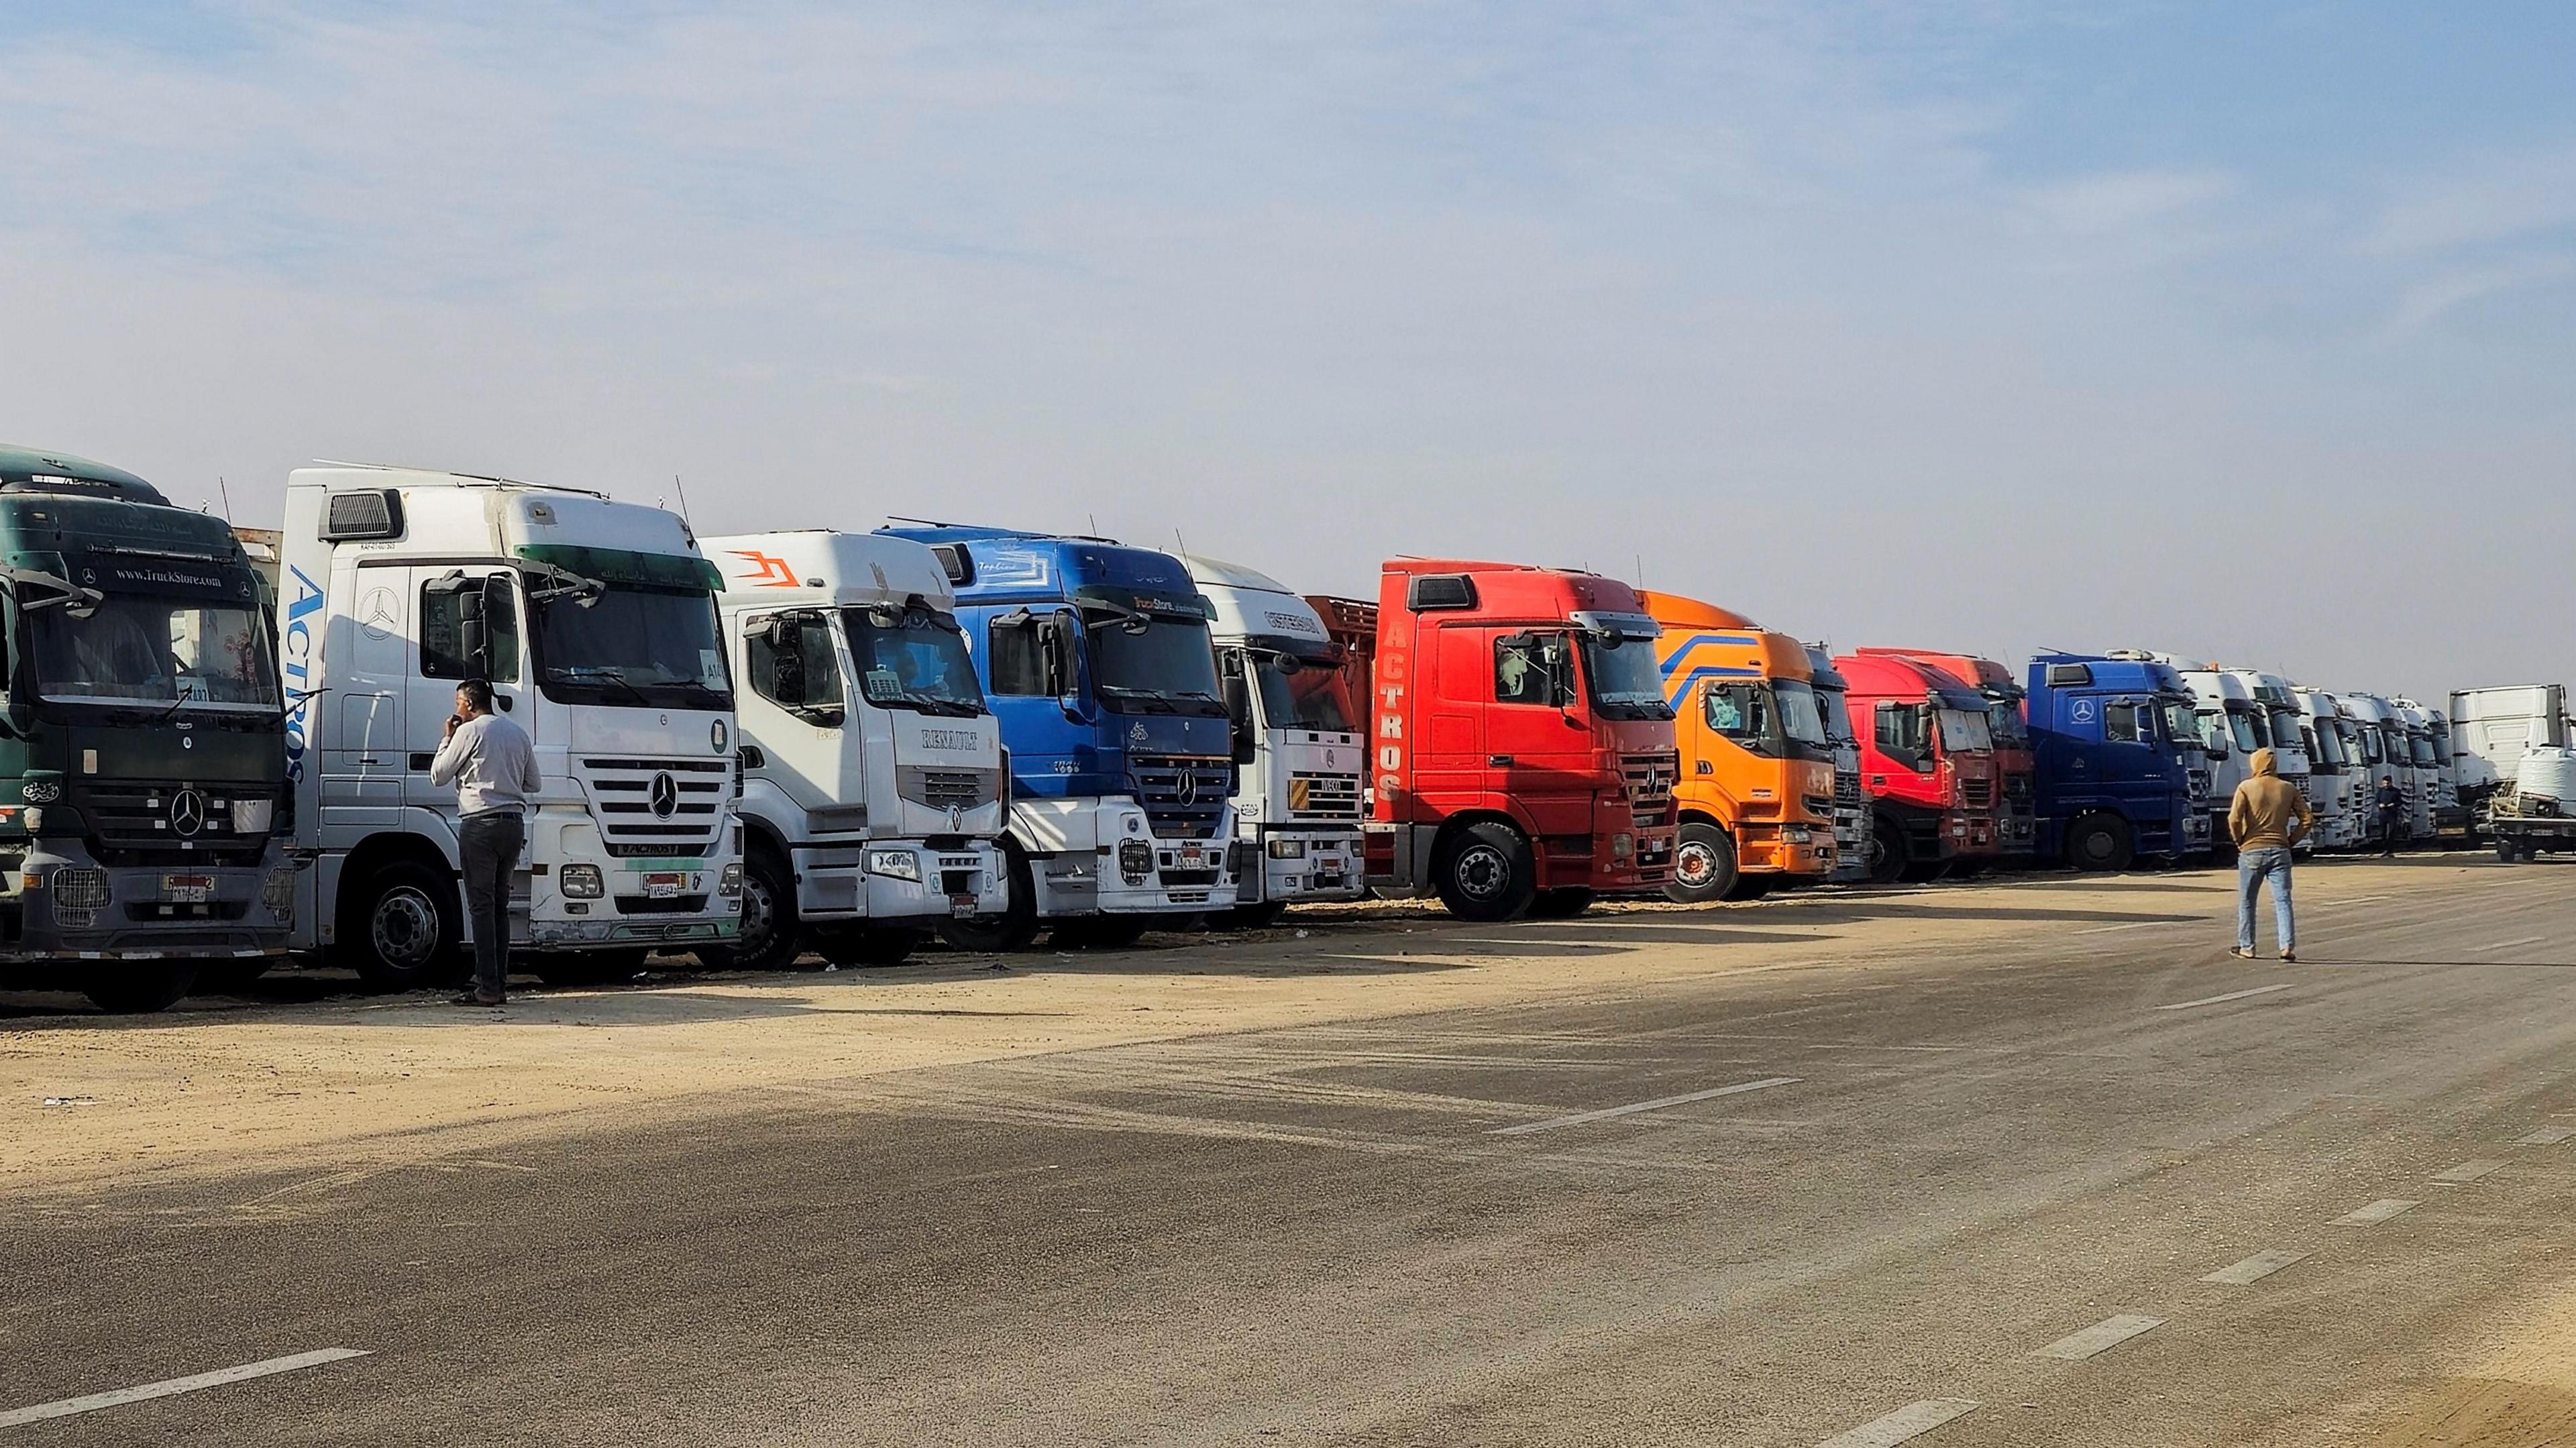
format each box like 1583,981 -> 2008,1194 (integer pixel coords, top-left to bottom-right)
0,444 -> 2547,1013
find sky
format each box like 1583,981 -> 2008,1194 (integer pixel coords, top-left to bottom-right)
3,1 -> 2572,704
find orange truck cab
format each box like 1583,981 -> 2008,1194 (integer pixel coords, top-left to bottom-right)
1312,560 -> 1679,920
1638,592 -> 1836,900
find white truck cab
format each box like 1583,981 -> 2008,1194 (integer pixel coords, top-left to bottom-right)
1182,555 -> 1366,924
2291,687 -> 2361,849
703,531 -> 1010,967
2143,656 -> 2257,842
276,466 -> 743,987
2231,670 -> 2316,848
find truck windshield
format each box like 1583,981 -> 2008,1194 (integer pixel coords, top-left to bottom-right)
533,586 -> 731,709
844,608 -> 985,716
2308,720 -> 2348,768
1984,693 -> 2029,744
2408,734 -> 2436,767
1254,652 -> 1362,732
32,595 -> 280,711
2226,710 -> 2262,752
1091,617 -> 1227,716
2195,712 -> 2230,755
2160,700 -> 2201,747
1579,634 -> 1674,721
1815,687 -> 1856,747
1935,708 -> 1992,751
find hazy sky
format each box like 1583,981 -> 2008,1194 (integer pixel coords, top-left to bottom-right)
4,3 -> 2571,703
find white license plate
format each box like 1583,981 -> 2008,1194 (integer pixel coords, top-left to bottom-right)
1177,848 -> 1205,868
949,894 -> 978,919
642,871 -> 684,899
160,873 -> 215,903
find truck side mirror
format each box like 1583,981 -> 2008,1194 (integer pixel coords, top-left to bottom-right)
1220,666 -> 1256,764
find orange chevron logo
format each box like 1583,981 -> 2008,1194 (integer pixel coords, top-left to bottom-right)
731,550 -> 800,588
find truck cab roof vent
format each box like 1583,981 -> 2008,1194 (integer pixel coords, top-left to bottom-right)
321,488 -> 406,541
1406,573 -> 1477,612
929,543 -> 973,586
2045,662 -> 2094,687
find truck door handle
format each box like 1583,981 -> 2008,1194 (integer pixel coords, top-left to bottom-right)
1488,754 -> 1513,766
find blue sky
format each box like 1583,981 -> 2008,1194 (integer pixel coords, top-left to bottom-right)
3,2 -> 2571,700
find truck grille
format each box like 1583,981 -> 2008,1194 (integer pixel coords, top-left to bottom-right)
2187,768 -> 2212,800
1131,755 -> 1232,840
582,757 -> 731,854
1834,771 -> 1864,807
902,769 -> 991,811
82,783 -> 270,867
1623,753 -> 1678,827
2002,771 -> 2033,800
1959,778 -> 1994,808
1287,771 -> 1362,820
1803,793 -> 1834,818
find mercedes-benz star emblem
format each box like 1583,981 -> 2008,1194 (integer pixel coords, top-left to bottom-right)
1175,769 -> 1198,807
649,773 -> 679,818
170,789 -> 206,837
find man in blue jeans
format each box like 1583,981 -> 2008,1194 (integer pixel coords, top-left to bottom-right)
2227,748 -> 2315,961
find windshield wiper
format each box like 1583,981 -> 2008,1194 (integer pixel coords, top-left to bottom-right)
1,565 -> 104,616
1097,684 -> 1178,714
522,560 -> 606,606
559,669 -> 653,708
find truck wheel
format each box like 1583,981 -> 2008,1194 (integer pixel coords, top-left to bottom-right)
1529,887 -> 1595,918
82,964 -> 199,1015
343,858 -> 464,991
535,948 -> 651,987
1433,821 -> 1536,922
1664,822 -> 1738,904
1208,901 -> 1289,931
2065,814 -> 2135,872
704,846 -> 802,972
939,845 -> 1040,954
2497,837 -> 2521,863
1051,914 -> 1154,950
1868,818 -> 1910,885
818,928 -> 922,968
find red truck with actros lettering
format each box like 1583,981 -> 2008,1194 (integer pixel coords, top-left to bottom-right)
1309,561 -> 1679,920
1833,651 -> 2004,883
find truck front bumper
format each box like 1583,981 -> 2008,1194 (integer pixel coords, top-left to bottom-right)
7,842 -> 293,962
525,856 -> 741,951
1241,828 -> 1366,905
860,840 -> 1010,921
1737,822 -> 1835,877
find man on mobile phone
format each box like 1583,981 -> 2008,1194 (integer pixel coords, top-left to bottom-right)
430,679 -> 541,1005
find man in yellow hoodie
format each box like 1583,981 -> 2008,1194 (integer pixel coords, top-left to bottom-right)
2228,747 -> 2316,960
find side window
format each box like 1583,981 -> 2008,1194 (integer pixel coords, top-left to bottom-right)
747,614 -> 842,711
1707,683 -> 1765,740
2104,702 -> 2140,743
988,616 -> 1049,696
1876,702 -> 1927,757
420,577 -> 520,682
1495,633 -> 1570,706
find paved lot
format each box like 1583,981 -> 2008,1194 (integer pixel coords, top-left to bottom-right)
5,858 -> 2575,1445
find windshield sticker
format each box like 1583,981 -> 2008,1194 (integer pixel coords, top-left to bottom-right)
863,668 -> 904,702
700,649 -> 722,682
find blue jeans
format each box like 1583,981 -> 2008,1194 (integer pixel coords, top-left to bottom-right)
2237,846 -> 2294,954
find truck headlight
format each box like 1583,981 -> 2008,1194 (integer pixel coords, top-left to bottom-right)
1782,825 -> 1813,844
559,863 -> 606,899
1611,832 -> 1633,859
263,868 -> 296,914
865,849 -> 921,883
232,798 -> 275,835
52,867 -> 109,910
718,862 -> 744,898
1267,838 -> 1307,859
1118,838 -> 1153,885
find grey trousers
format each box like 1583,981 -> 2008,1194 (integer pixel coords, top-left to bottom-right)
459,811 -> 525,998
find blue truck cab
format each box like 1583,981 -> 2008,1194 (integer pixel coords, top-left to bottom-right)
877,526 -> 1239,949
2025,652 -> 2214,871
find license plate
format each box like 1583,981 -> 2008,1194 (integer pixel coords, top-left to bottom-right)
1177,848 -> 1205,868
642,871 -> 684,899
2440,826 -> 2468,836
949,893 -> 978,919
160,873 -> 214,903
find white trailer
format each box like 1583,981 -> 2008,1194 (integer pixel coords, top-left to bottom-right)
703,531 -> 1011,967
276,466 -> 743,987
1182,556 -> 1366,924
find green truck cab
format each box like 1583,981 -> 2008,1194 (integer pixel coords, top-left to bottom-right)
0,446 -> 294,1011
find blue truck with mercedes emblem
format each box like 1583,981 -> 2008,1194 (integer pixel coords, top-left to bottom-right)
2025,651 -> 2214,871
0,445 -> 294,1012
876,524 -> 1240,950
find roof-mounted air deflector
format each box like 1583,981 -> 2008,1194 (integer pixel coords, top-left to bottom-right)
1407,574 -> 1477,612
321,489 -> 406,541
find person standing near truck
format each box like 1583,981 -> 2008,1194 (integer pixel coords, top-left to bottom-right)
2229,747 -> 2315,962
2373,775 -> 2405,856
431,680 -> 541,1006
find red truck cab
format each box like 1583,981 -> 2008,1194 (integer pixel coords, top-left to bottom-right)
1311,561 -> 1678,920
1856,649 -> 2037,860
1833,651 -> 2003,881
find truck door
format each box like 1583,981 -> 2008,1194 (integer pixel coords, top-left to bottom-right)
324,564 -> 410,834
408,566 -> 527,819
739,608 -> 853,822
1410,622 -> 1483,812
1489,628 -> 1587,839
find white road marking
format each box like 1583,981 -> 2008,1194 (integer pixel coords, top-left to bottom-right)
2432,1158 -> 2506,1183
2074,921 -> 2165,934
2153,984 -> 2296,1011
2032,1313 -> 2164,1361
2200,1249 -> 2310,1285
2515,1126 -> 2576,1146
2331,1198 -> 2420,1226
2479,936 -> 2548,952
1487,1076 -> 1801,1135
0,1349 -> 370,1429
1815,1398 -> 1980,1447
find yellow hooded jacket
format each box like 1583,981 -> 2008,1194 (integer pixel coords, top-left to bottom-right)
2228,747 -> 2315,850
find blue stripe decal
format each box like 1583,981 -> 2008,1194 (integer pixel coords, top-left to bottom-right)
1656,632 -> 1764,679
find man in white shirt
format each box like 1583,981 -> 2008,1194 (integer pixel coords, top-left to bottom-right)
431,679 -> 541,1005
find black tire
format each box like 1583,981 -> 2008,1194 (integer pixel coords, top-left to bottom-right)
704,846 -> 802,971
1664,821 -> 1739,904
82,964 -> 199,1015
1051,914 -> 1154,950
2065,813 -> 2135,872
535,948 -> 651,988
1432,820 -> 1536,922
1868,817 -> 1910,885
1208,901 -> 1290,931
817,928 -> 922,968
342,858 -> 465,991
2497,837 -> 2522,863
1528,886 -> 1595,919
940,842 -> 1041,953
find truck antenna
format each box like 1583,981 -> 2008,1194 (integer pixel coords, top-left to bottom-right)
217,476 -> 234,522
885,514 -> 967,528
670,474 -> 696,529
1635,553 -> 1644,586
1175,527 -> 1187,557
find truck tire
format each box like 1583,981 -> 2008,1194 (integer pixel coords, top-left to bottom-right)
1665,822 -> 1739,904
2497,836 -> 2521,863
1208,901 -> 1289,930
343,858 -> 465,991
2065,814 -> 2135,872
1529,887 -> 1595,918
1868,818 -> 1910,885
704,846 -> 802,972
1433,820 -> 1536,922
1051,914 -> 1154,950
818,928 -> 922,968
939,844 -> 1040,954
82,964 -> 199,1015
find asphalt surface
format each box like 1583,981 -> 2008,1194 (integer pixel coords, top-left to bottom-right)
9,857 -> 2576,1446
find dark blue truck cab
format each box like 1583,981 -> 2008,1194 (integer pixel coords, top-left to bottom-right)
2026,652 -> 2214,871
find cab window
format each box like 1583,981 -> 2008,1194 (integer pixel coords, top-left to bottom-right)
2104,702 -> 2141,743
1495,633 -> 1572,706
